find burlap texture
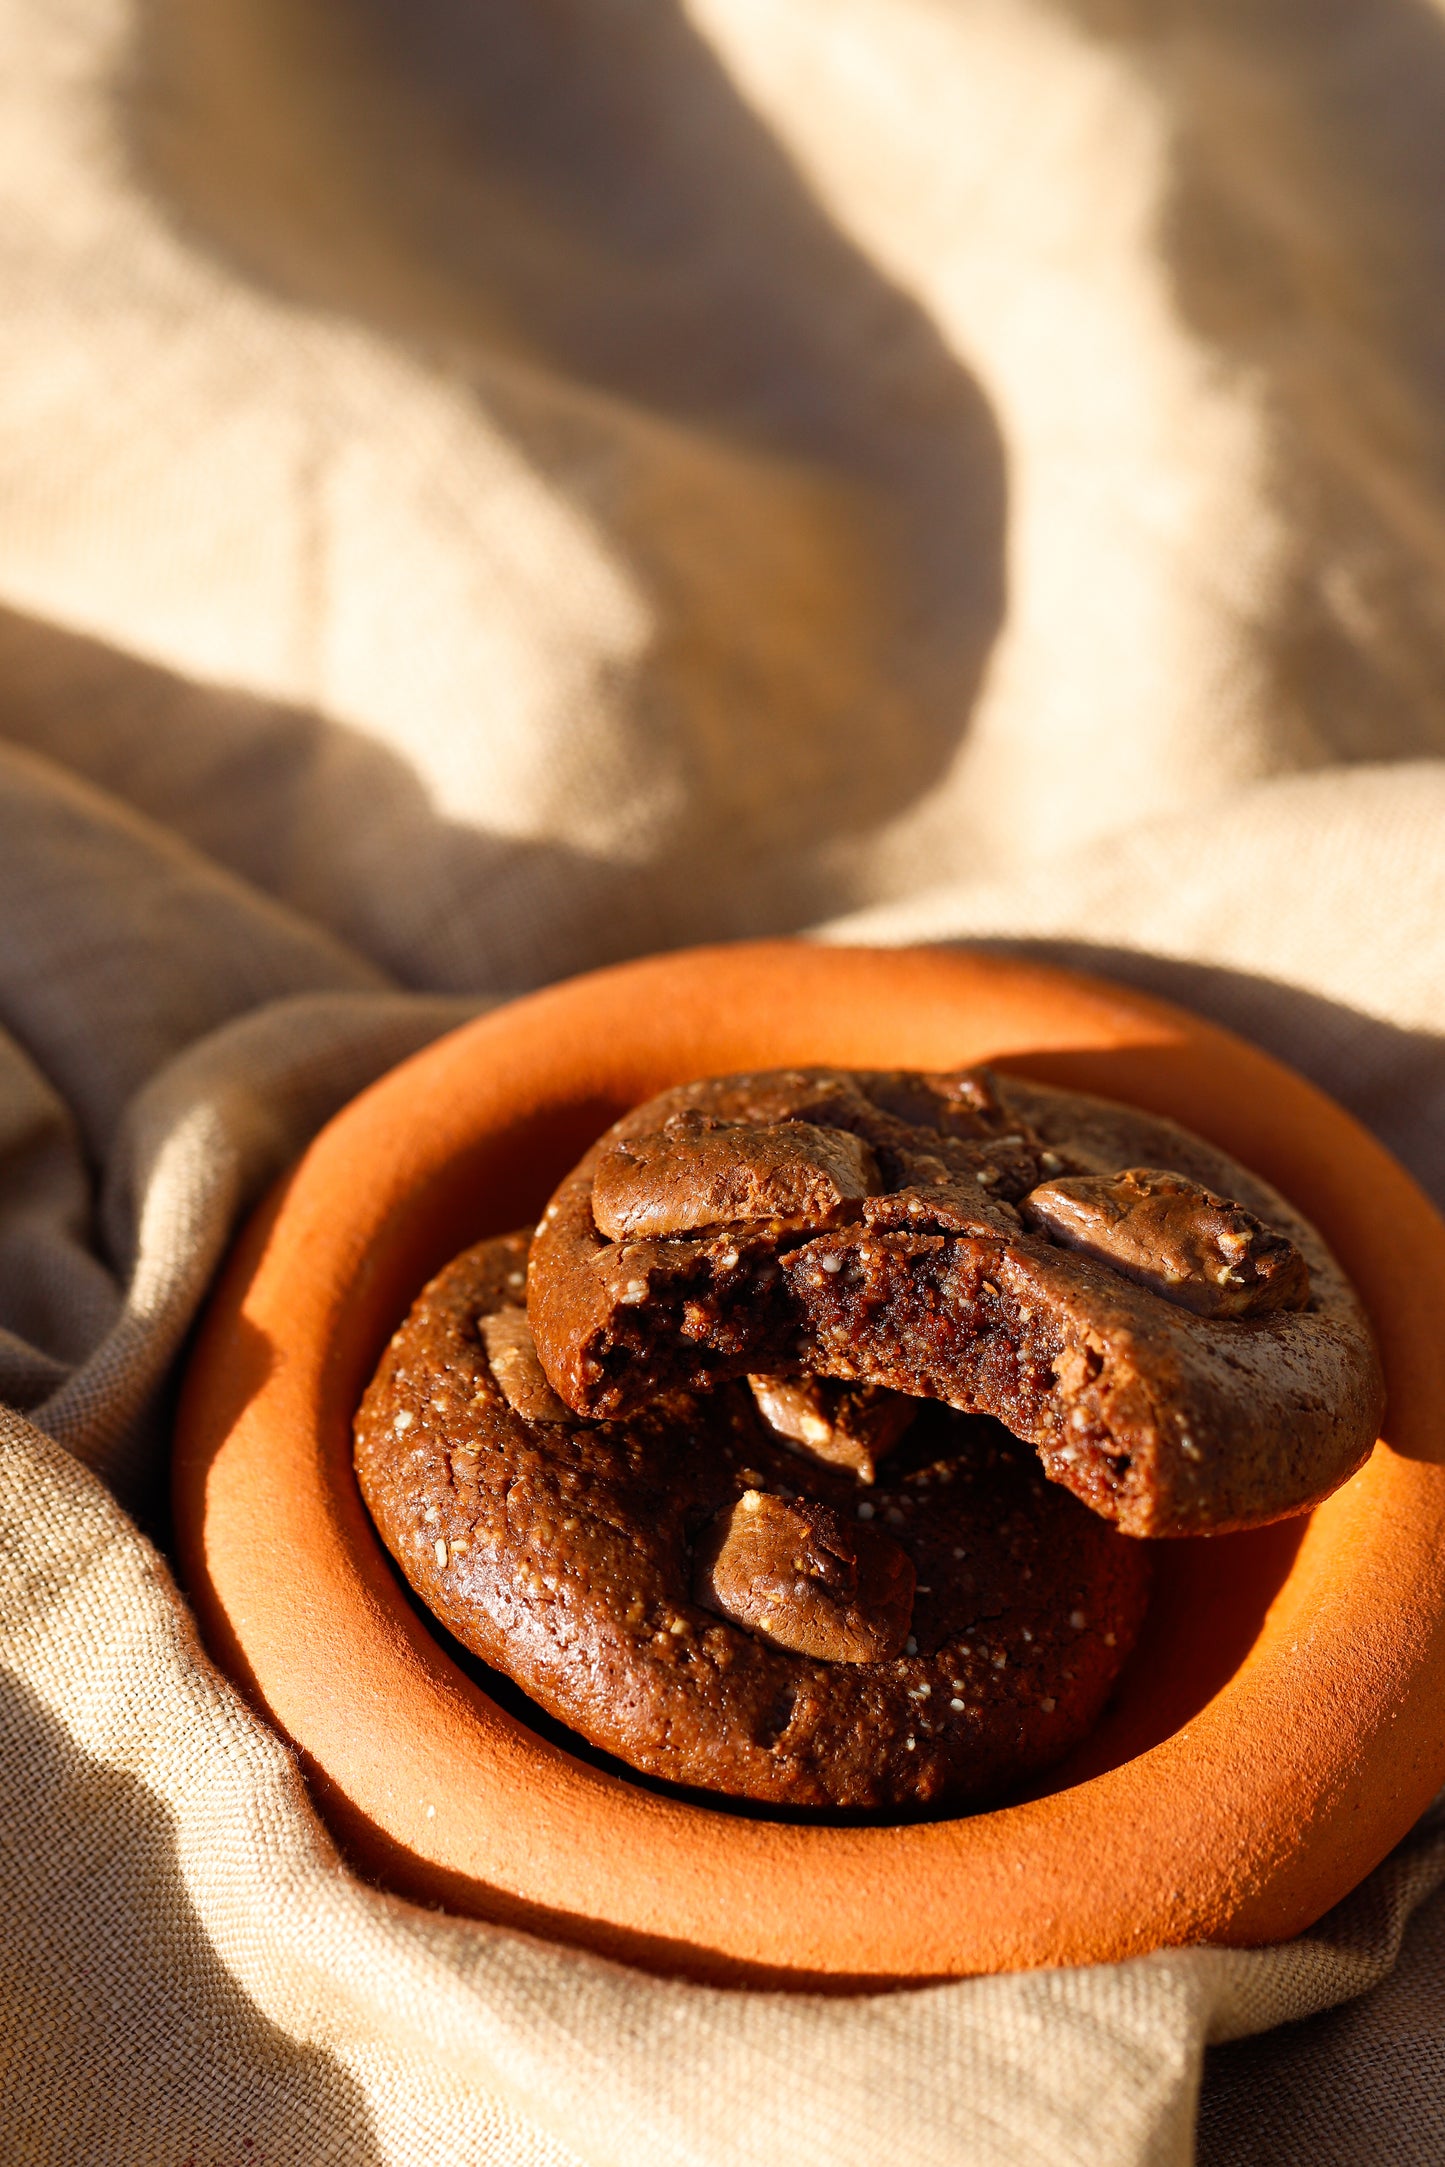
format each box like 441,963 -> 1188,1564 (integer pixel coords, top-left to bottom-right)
3,0 -> 1445,2157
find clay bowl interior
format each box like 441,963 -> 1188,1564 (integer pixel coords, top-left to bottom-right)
174,943 -> 1445,1988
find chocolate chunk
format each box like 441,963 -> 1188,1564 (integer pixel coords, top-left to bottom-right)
694,1490 -> 915,1662
592,1119 -> 879,1240
747,1373 -> 916,1482
480,1306 -> 571,1422
1020,1168 -> 1311,1318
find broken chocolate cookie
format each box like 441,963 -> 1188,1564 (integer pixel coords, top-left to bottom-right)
526,1067 -> 1384,1538
354,1230 -> 1151,1812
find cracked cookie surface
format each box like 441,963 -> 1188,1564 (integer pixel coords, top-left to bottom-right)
526,1067 -> 1384,1537
354,1230 -> 1150,1811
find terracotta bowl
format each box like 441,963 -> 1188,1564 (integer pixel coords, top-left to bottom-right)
174,943 -> 1445,1988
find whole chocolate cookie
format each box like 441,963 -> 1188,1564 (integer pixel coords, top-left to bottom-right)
526,1068 -> 1385,1539
354,1231 -> 1151,1811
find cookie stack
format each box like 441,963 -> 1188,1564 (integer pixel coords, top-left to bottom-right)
355,1068 -> 1383,1813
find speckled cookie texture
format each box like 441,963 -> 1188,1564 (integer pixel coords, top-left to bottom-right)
354,1230 -> 1151,1811
526,1067 -> 1385,1538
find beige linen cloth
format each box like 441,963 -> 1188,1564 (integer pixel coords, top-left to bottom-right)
4,0 -> 1445,2159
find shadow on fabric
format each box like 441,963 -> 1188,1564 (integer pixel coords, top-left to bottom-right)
0,602 -> 641,992
109,0 -> 1005,940
0,1664 -> 385,2166
1199,1829 -> 1445,2166
1047,0 -> 1445,768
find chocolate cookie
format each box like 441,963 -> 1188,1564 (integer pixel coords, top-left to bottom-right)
526,1068 -> 1385,1539
354,1231 -> 1151,1811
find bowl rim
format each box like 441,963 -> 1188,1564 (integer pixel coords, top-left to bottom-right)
173,941 -> 1445,1987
